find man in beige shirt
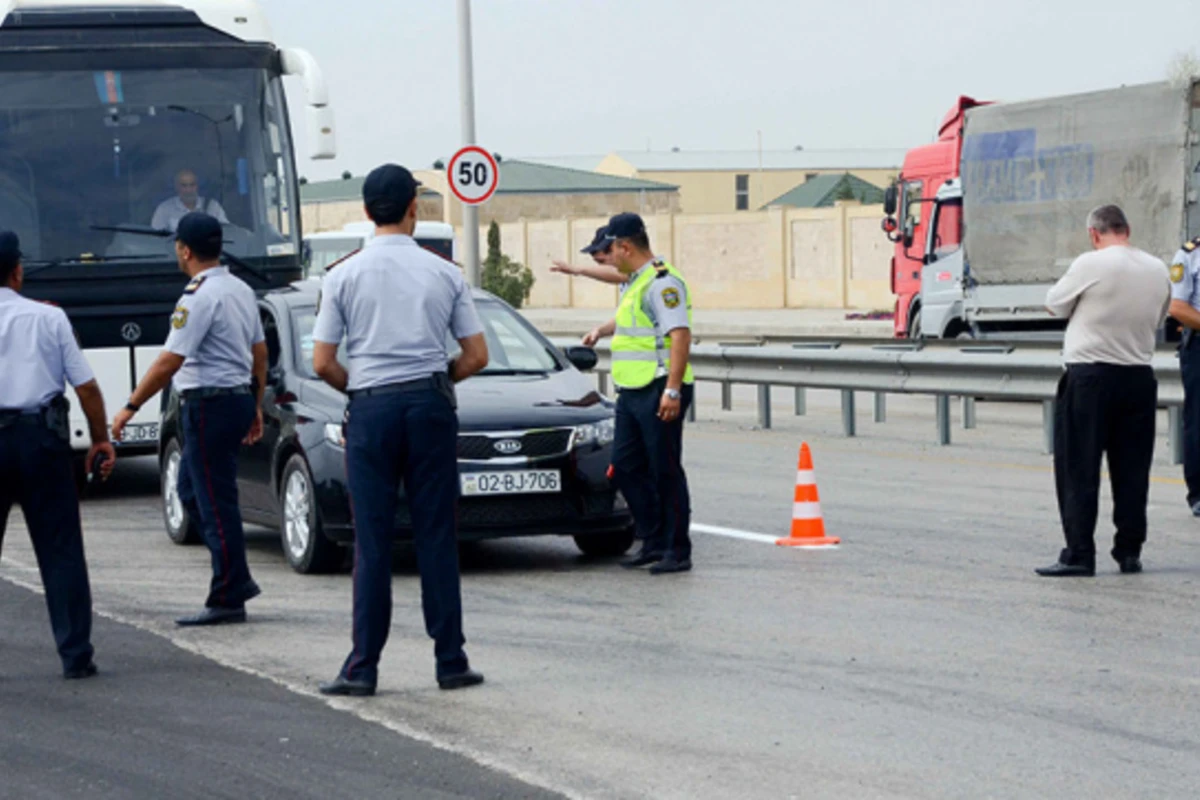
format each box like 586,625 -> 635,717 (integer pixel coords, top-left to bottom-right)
1037,205 -> 1171,577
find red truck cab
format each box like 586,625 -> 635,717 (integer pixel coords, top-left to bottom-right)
884,96 -> 984,337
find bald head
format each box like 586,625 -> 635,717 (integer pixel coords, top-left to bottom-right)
175,170 -> 200,207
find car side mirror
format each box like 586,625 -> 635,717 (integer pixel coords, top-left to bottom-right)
883,185 -> 898,216
562,345 -> 598,372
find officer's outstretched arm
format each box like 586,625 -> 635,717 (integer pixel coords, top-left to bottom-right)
313,341 -> 349,393
451,333 -> 489,383
112,352 -> 185,441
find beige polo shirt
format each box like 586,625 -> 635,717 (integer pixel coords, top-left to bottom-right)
1045,244 -> 1171,366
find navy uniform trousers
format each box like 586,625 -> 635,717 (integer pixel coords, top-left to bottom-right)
1053,363 -> 1157,564
1181,335 -> 1200,506
177,393 -> 258,608
338,385 -> 468,684
0,418 -> 94,673
612,376 -> 694,561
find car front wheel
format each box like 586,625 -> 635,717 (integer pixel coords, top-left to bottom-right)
279,454 -> 342,574
574,526 -> 635,558
161,438 -> 201,545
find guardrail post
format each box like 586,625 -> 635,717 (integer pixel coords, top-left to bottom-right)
841,390 -> 856,437
721,381 -> 732,411
794,387 -> 806,416
597,370 -> 608,396
1042,400 -> 1056,456
1169,405 -> 1183,466
936,395 -> 951,445
962,396 -> 977,429
874,392 -> 886,423
757,384 -> 772,429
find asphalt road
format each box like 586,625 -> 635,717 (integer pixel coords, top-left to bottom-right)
4,385 -> 1200,799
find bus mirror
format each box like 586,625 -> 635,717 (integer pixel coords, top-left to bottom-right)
305,106 -> 337,160
883,185 -> 898,216
281,48 -> 337,160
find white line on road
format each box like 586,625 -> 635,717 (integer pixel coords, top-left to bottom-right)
692,522 -> 839,549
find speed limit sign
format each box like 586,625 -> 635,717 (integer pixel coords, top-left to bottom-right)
447,146 -> 499,205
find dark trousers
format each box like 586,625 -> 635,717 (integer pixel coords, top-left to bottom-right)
1053,363 -> 1157,564
612,378 -> 693,561
340,388 -> 467,684
0,422 -> 94,672
1180,337 -> 1200,506
177,394 -> 257,608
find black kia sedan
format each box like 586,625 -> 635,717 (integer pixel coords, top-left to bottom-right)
158,280 -> 634,574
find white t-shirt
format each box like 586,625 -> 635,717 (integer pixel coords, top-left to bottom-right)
1045,245 -> 1171,366
151,196 -> 229,232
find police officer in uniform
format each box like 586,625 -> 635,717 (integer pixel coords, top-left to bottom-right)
312,164 -> 489,696
551,225 -> 626,285
112,212 -> 268,625
1168,236 -> 1200,515
587,213 -> 695,575
0,230 -> 115,678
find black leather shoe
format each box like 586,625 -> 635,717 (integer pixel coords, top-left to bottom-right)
1035,560 -> 1095,577
63,662 -> 97,680
649,557 -> 692,575
242,580 -> 262,602
620,549 -> 663,569
438,669 -> 485,691
176,607 -> 247,627
318,675 -> 376,697
1118,557 -> 1143,574
1191,502 -> 1200,517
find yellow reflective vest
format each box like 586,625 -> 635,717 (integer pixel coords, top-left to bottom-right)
610,260 -> 694,390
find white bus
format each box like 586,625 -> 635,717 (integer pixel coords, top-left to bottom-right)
303,222 -> 457,278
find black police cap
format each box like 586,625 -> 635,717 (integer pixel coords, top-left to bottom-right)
580,225 -> 611,254
175,212 -> 224,258
604,212 -> 647,242
362,164 -> 422,219
0,230 -> 22,270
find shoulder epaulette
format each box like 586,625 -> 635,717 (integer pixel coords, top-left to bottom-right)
653,259 -> 670,278
326,248 -> 362,272
1184,237 -> 1200,253
183,274 -> 208,294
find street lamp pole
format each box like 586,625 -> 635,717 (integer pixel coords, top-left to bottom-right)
456,0 -> 481,287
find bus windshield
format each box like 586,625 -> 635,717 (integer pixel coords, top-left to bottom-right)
0,67 -> 299,265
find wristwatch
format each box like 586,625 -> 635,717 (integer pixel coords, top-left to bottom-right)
664,388 -> 682,401
124,400 -> 141,413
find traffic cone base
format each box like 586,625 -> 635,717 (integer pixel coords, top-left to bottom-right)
777,443 -> 840,547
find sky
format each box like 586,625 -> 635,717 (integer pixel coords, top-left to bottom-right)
261,0 -> 1200,183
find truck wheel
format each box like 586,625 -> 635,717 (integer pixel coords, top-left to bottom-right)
908,307 -> 924,339
574,526 -> 635,557
279,454 -> 342,574
161,438 -> 201,545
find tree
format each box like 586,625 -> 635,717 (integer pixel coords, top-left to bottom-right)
481,221 -> 535,308
341,170 -> 353,180
433,159 -> 445,170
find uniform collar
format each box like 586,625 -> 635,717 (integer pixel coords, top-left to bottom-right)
366,234 -> 416,248
193,265 -> 229,279
628,258 -> 657,283
0,287 -> 18,303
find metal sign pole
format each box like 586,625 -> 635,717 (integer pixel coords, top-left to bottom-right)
456,0 -> 481,287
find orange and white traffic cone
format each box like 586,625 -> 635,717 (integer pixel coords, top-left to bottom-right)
776,443 -> 840,547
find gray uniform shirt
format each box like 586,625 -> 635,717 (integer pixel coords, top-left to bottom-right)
0,288 -> 95,411
1169,239 -> 1200,313
164,266 -> 264,391
311,235 -> 484,391
621,259 -> 691,332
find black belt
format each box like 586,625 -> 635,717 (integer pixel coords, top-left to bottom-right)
0,409 -> 42,429
180,385 -> 252,400
348,376 -> 439,399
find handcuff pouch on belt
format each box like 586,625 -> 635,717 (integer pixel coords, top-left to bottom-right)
43,394 -> 72,443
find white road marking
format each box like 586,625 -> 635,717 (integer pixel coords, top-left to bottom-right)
692,522 -> 840,549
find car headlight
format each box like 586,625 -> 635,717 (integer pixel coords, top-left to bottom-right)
323,423 -> 346,449
572,418 -> 615,448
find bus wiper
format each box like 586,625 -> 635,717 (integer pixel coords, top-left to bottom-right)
23,253 -> 170,276
88,224 -> 271,285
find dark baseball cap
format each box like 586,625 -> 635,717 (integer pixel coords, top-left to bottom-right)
0,230 -> 21,269
175,212 -> 224,259
362,163 -> 422,220
604,212 -> 646,242
580,225 -> 611,254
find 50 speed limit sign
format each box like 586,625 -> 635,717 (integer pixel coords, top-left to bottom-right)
447,146 -> 499,205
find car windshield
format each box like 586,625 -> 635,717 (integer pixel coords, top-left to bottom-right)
292,299 -> 561,378
0,68 -> 299,264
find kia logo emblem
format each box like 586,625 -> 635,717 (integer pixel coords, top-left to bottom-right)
121,322 -> 142,343
493,439 -> 522,455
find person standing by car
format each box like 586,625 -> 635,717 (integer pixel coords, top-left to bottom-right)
0,230 -> 115,679
311,163 -> 489,696
589,213 -> 696,575
112,212 -> 268,624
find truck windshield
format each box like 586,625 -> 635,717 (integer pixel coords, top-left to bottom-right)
0,67 -> 299,265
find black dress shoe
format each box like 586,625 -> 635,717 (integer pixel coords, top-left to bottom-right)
242,580 -> 262,602
620,549 -> 663,569
176,607 -> 247,627
63,662 -> 98,680
318,675 -> 376,697
438,669 -> 485,691
1035,560 -> 1095,577
1191,502 -> 1200,518
649,557 -> 692,575
1118,556 -> 1143,574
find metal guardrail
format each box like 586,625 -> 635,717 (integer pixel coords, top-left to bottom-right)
555,338 -> 1185,464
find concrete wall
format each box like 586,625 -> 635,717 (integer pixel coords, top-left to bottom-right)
459,201 -> 893,311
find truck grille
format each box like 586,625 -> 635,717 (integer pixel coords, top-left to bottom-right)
457,429 -> 573,461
